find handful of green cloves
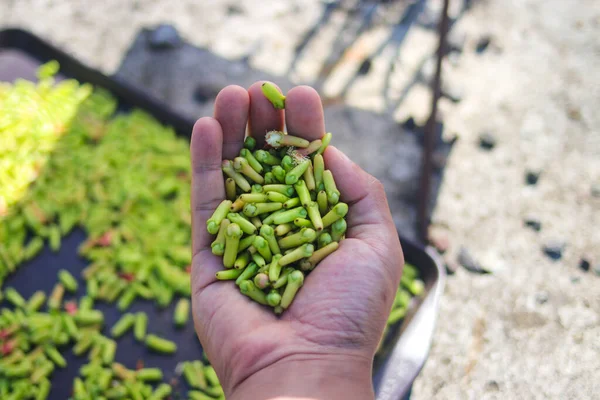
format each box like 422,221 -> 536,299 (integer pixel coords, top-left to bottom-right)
207,83 -> 346,313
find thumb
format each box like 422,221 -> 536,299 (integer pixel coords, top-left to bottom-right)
323,146 -> 399,249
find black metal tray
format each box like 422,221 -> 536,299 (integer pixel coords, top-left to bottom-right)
0,28 -> 445,400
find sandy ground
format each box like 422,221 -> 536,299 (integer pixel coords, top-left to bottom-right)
2,0 -> 599,399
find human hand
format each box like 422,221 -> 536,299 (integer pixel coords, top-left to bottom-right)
190,82 -> 404,400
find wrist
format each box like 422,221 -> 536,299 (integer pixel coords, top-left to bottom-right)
227,353 -> 374,400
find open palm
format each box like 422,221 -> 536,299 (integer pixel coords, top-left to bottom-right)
190,82 -> 404,399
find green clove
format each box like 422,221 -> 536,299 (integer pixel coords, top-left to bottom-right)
279,244 -> 314,266
233,157 -> 264,184
244,136 -> 256,151
268,254 -> 284,283
322,203 -> 348,227
251,252 -> 266,269
264,172 -> 276,184
237,234 -> 257,253
239,280 -> 268,305
211,219 -> 230,256
206,200 -> 233,234
234,251 -> 251,270
254,150 -> 281,166
278,228 -> 317,250
303,160 -> 316,190
283,197 -> 301,209
223,223 -> 243,268
266,290 -> 282,307
271,165 -> 286,183
293,218 -> 314,229
266,191 -> 289,203
306,201 -> 324,231
272,206 -> 307,224
323,170 -> 340,205
235,262 -> 259,286
265,130 -> 309,148
297,139 -> 322,156
330,218 -> 347,242
285,159 -> 310,185
280,270 -> 304,309
225,178 -> 237,201
253,273 -> 270,289
302,242 -> 339,270
215,268 -> 243,281
253,236 -> 273,262
239,193 -> 269,203
230,197 -> 245,212
226,213 -> 257,235
294,180 -> 311,206
317,232 -> 333,249
316,132 -> 332,155
243,202 -> 283,217
251,216 -> 262,228
222,160 -> 251,192
262,184 -> 295,197
261,82 -> 286,109
281,155 -> 294,172
317,190 -> 328,215
259,224 -> 281,255
240,148 -> 262,173
274,223 -> 294,236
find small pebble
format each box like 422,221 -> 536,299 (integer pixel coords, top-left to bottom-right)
579,258 -> 590,272
444,258 -> 459,275
535,291 -> 549,305
147,24 -> 182,50
570,276 -> 581,284
403,117 -> 417,131
478,132 -> 496,150
227,4 -> 244,15
457,246 -> 489,274
591,183 -> 600,198
358,59 -> 372,75
593,263 -> 600,277
525,170 -> 541,185
476,36 -> 492,54
524,215 -> 542,232
485,380 -> 500,392
567,107 -> 582,121
543,240 -> 565,261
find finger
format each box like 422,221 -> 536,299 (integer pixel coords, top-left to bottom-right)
191,117 -> 224,256
214,85 -> 250,160
248,81 -> 284,148
191,252 -> 274,376
284,85 -> 325,141
323,146 -> 395,241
